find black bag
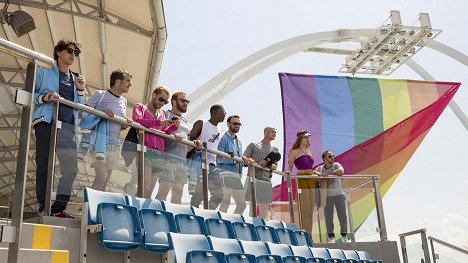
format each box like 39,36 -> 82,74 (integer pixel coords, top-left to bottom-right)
121,127 -> 139,166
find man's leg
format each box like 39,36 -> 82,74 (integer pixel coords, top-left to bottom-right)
219,186 -> 233,213
208,167 -> 223,210
91,162 -> 108,191
155,181 -> 172,201
324,195 -> 336,239
143,166 -> 156,199
34,123 -> 52,212
190,174 -> 203,207
52,124 -> 78,214
257,203 -> 269,218
335,194 -> 348,238
170,183 -> 185,204
232,190 -> 246,214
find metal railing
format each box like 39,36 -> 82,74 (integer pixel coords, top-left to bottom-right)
399,228 -> 432,263
428,236 -> 468,262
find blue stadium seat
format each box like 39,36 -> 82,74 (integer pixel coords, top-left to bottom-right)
283,222 -> 300,231
342,250 -> 370,263
310,248 -> 333,262
175,214 -> 207,235
292,230 -> 313,247
206,218 -> 236,239
255,225 -> 279,243
265,243 -> 307,263
238,240 -> 282,263
168,233 -> 221,263
356,251 -> 382,263
96,202 -> 142,251
162,201 -> 194,215
218,211 -> 244,223
192,207 -> 221,219
125,195 -> 162,210
264,220 -> 284,229
207,236 -> 256,263
290,246 -> 327,263
139,208 -> 176,253
243,216 -> 265,226
327,248 -> 355,263
83,187 -> 126,224
275,228 -> 297,245
232,222 -> 258,241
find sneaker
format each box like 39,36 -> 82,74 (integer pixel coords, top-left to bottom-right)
342,236 -> 349,242
328,237 -> 336,243
52,211 -> 75,219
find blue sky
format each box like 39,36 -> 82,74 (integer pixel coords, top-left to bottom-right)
158,1 -> 468,258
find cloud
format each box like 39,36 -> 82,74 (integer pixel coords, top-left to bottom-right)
424,213 -> 468,251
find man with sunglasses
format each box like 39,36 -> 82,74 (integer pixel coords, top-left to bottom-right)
217,115 -> 251,214
86,69 -> 133,191
32,39 -> 86,218
315,150 -> 347,243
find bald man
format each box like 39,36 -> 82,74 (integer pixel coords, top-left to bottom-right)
243,126 -> 279,218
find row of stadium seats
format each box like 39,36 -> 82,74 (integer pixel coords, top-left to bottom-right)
169,233 -> 381,263
81,188 -> 382,263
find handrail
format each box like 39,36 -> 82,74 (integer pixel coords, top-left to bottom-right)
428,236 -> 468,256
399,228 -> 432,263
0,38 -> 55,68
399,228 -> 426,237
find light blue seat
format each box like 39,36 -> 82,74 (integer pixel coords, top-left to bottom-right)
125,195 -> 162,210
310,248 -> 333,262
193,207 -> 221,219
327,248 -> 356,263
265,243 -> 306,263
238,240 -> 282,263
139,208 -> 176,253
163,201 -> 194,215
96,202 -> 142,251
218,211 -> 245,223
175,213 -> 207,235
264,220 -> 284,229
168,233 -> 222,263
232,222 -> 258,241
255,225 -> 279,243
283,222 -> 300,231
243,216 -> 265,226
342,250 -> 370,263
290,246 -> 326,263
84,187 -> 126,224
356,251 -> 381,263
207,236 -> 256,263
206,218 -> 235,239
275,228 -> 297,245
292,230 -> 313,247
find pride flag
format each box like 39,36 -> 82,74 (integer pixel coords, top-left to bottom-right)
275,73 -> 460,231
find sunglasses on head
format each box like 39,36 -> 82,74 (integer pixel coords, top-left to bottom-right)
158,97 -> 169,105
64,47 -> 80,56
230,122 -> 242,126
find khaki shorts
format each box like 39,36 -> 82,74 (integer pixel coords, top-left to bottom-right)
144,150 -> 165,172
93,143 -> 121,170
160,157 -> 188,184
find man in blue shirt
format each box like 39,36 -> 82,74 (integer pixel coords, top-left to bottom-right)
217,115 -> 251,214
32,39 -> 86,218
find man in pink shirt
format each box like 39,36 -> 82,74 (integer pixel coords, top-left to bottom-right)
132,85 -> 182,198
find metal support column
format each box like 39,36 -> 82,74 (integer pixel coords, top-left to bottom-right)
201,143 -> 209,209
44,103 -> 59,216
136,131 -> 145,197
372,177 -> 388,241
7,61 -> 36,263
286,175 -> 295,223
249,166 -> 257,217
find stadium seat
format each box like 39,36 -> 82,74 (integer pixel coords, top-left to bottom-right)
292,230 -> 313,247
275,228 -> 297,245
125,195 -> 162,210
238,240 -> 282,263
193,206 -> 221,219
243,216 -> 265,226
139,208 -> 176,253
310,247 -> 333,262
255,225 -> 279,243
283,222 -> 300,231
218,211 -> 244,223
206,218 -> 236,239
265,243 -> 306,263
264,219 -> 285,229
96,202 -> 142,251
290,246 -> 327,263
342,250 -> 370,263
163,201 -> 194,215
207,236 -> 256,263
232,222 -> 258,241
83,187 -> 126,224
327,248 -> 356,263
175,213 -> 207,235
356,251 -> 382,263
168,233 -> 220,263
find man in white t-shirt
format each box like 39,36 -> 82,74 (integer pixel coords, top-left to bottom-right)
189,104 -> 225,209
315,149 -> 348,243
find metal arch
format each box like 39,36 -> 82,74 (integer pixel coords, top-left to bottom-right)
186,29 -> 467,129
405,59 -> 468,131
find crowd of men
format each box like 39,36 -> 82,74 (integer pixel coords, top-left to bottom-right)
32,39 -> 348,242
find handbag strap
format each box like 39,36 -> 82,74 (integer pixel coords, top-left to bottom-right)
93,91 -> 107,110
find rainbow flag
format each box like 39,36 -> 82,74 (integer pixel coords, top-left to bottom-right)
275,73 -> 460,231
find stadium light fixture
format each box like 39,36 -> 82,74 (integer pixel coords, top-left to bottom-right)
0,2 -> 36,37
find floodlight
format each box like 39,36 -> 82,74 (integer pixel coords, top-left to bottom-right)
0,3 -> 36,37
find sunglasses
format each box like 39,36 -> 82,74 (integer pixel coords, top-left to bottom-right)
328,155 -> 335,158
230,122 -> 242,126
174,98 -> 190,104
64,47 -> 80,56
158,97 -> 169,105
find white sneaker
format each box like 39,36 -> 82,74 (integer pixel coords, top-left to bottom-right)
342,236 -> 349,242
328,237 -> 335,243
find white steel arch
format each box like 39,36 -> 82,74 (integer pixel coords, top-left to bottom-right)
186,29 -> 467,131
